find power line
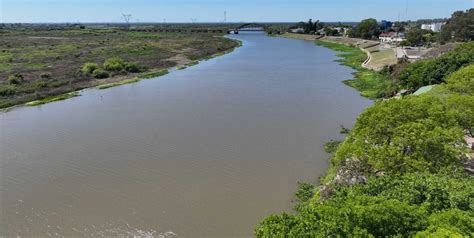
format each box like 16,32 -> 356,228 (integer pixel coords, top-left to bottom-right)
122,13 -> 132,30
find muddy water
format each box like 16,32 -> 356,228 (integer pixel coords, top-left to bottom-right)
0,33 -> 371,237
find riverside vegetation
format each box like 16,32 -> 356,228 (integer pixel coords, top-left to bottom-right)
256,40 -> 474,236
0,27 -> 239,108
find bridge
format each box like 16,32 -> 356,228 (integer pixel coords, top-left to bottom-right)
228,23 -> 267,34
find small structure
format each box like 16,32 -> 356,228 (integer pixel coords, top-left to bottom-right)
290,28 -> 304,33
381,20 -> 393,30
413,85 -> 435,96
421,22 -> 445,32
379,32 -> 405,44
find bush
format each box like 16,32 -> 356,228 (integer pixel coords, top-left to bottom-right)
92,69 -> 110,79
103,57 -> 125,71
255,172 -> 474,237
35,80 -> 48,88
324,140 -> 341,154
398,41 -> 474,90
124,63 -> 144,73
8,73 -> 24,85
81,62 -> 99,75
333,95 -> 468,173
446,64 -> 474,95
40,72 -> 51,79
0,85 -> 16,96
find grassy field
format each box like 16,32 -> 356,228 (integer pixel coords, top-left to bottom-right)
279,33 -> 323,41
364,45 -> 397,70
0,28 -> 239,108
315,40 -> 391,99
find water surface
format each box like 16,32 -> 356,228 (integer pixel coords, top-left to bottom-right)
0,33 -> 371,237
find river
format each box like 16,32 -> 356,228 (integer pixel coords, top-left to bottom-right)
0,32 -> 371,237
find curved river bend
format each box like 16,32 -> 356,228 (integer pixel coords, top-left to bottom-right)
0,33 -> 371,237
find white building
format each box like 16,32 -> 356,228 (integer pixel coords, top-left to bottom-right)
379,32 -> 405,44
421,22 -> 445,32
290,28 -> 304,33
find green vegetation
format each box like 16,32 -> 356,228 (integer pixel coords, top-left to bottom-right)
398,41 -> 474,91
8,73 -> 24,85
81,63 -> 99,75
0,28 -> 239,109
257,35 -> 474,237
441,9 -> 474,42
316,39 -> 474,98
324,140 -> 341,154
349,18 -> 380,40
103,57 -> 126,71
405,28 -> 438,46
26,92 -> 80,106
92,69 -> 110,79
97,70 -> 169,90
315,40 -> 391,98
446,64 -> 474,95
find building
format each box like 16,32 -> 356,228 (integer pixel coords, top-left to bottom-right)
421,22 -> 445,32
381,20 -> 393,30
290,28 -> 304,34
379,32 -> 405,44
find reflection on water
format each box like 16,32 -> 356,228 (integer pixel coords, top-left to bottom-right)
0,32 -> 371,237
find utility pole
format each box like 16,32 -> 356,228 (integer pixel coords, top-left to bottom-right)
405,0 -> 408,21
122,13 -> 132,30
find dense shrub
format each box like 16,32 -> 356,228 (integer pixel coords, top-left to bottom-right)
256,172 -> 474,237
332,94 -> 471,174
35,80 -> 48,88
0,85 -> 16,96
92,69 -> 110,79
441,9 -> 474,42
446,64 -> 474,95
103,57 -> 125,71
8,73 -> 24,85
124,63 -> 144,73
398,41 -> 474,90
40,72 -> 51,79
81,62 -> 99,75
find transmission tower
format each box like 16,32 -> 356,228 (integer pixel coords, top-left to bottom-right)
122,13 -> 132,30
190,18 -> 197,23
224,11 -> 227,22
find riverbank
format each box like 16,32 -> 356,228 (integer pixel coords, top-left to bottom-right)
314,40 -> 391,99
256,40 -> 474,237
0,32 -> 372,237
0,28 -> 241,109
278,34 -> 394,99
281,33 -> 397,71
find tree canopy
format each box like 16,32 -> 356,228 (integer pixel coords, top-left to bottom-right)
441,9 -> 474,42
350,18 -> 380,40
398,41 -> 474,90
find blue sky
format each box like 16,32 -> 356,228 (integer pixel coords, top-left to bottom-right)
0,0 -> 472,23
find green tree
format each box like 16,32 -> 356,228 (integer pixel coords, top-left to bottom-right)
92,69 -> 110,79
103,57 -> 125,71
81,62 -> 99,75
406,28 -> 431,46
351,18 -> 380,40
398,41 -> 474,90
446,64 -> 474,95
441,8 -> 474,42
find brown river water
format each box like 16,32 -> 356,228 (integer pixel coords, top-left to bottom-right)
0,33 -> 371,237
